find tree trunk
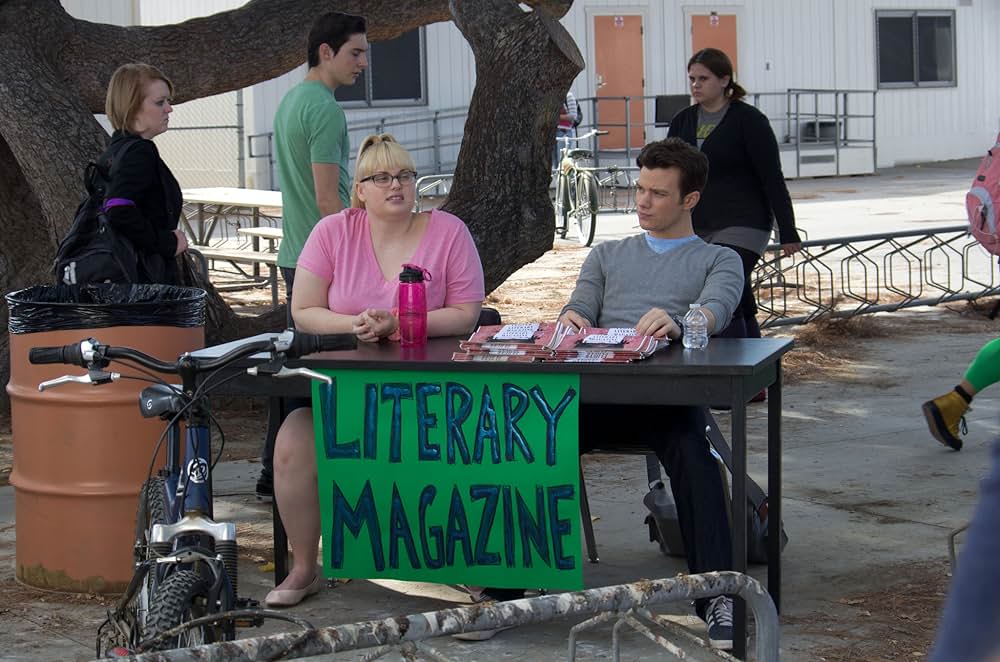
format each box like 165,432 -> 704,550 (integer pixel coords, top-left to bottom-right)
443,0 -> 583,292
0,0 -> 574,409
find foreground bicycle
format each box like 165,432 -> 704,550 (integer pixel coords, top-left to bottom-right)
554,129 -> 608,247
29,329 -> 355,656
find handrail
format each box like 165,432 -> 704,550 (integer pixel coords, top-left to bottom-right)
245,88 -> 878,188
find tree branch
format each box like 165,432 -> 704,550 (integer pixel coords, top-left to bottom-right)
53,0 -> 573,111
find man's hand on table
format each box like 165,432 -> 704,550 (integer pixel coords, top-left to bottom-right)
558,310 -> 591,332
635,307 -> 681,340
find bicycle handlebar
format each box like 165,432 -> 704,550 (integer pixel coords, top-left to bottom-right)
29,344 -> 85,366
29,330 -> 357,376
559,129 -> 609,144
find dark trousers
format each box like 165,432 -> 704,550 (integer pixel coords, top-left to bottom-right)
261,267 -> 310,479
715,243 -> 762,340
580,404 -> 732,616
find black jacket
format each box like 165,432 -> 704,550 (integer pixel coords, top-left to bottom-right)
668,101 -> 800,245
103,130 -> 182,282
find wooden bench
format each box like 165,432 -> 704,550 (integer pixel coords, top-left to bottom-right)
195,247 -> 280,307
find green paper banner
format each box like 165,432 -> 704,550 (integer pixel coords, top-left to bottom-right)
311,368 -> 582,590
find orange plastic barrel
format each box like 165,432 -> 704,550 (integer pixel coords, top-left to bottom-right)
6,285 -> 205,594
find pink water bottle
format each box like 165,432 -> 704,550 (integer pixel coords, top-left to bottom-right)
397,264 -> 430,347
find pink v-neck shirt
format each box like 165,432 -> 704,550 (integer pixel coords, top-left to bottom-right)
297,208 -> 485,315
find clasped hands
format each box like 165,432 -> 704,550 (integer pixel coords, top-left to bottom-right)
558,307 -> 681,340
352,308 -> 398,343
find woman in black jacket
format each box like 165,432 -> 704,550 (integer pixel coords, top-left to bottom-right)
102,62 -> 188,284
668,48 -> 800,358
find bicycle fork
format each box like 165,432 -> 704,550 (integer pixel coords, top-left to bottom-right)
141,385 -> 238,598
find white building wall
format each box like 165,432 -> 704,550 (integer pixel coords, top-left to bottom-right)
61,0 -> 136,26
63,0 -> 1000,183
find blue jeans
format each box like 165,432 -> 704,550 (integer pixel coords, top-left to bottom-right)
931,434 -> 1000,661
554,128 -> 574,170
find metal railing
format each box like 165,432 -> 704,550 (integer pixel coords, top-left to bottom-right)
124,572 -> 778,661
249,107 -> 469,191
576,88 -> 877,176
754,225 -> 999,328
245,87 -> 876,191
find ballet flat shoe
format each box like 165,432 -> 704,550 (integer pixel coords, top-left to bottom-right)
264,574 -> 322,608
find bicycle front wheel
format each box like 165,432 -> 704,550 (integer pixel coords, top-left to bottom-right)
554,172 -> 571,238
575,173 -> 598,247
145,569 -> 233,651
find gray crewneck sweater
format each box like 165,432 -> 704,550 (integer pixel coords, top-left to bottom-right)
562,234 -> 744,333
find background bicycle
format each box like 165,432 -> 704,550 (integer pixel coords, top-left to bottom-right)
595,164 -> 640,215
554,129 -> 607,247
29,330 -> 354,656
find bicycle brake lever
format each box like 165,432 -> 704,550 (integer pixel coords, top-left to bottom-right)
38,371 -> 119,392
267,366 -> 332,384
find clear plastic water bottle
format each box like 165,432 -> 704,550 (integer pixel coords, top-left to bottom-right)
682,303 -> 709,349
397,264 -> 428,347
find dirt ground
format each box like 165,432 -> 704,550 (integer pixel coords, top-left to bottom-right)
1,241 -> 997,660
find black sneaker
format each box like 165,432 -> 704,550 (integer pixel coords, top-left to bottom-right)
704,595 -> 733,650
255,470 -> 273,502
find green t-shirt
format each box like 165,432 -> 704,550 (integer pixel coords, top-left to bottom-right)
274,80 -> 351,268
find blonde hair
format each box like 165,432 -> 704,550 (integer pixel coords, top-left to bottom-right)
350,134 -> 417,208
105,63 -> 174,133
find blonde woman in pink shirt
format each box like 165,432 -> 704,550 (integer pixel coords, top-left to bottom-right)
265,134 -> 485,607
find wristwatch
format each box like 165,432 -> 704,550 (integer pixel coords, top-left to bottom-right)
669,314 -> 685,341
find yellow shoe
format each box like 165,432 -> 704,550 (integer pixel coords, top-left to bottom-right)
922,390 -> 969,451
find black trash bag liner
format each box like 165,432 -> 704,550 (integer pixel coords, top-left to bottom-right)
6,284 -> 206,334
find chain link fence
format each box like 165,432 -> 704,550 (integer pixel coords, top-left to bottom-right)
154,91 -> 245,189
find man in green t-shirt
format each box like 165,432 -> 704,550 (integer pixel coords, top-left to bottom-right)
260,11 -> 367,501
274,11 -> 367,282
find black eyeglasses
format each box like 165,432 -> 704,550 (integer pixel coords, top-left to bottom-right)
359,170 -> 418,187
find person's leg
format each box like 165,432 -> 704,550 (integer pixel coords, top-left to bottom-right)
580,405 -> 733,648
269,408 -> 321,595
554,128 -> 570,171
964,337 -> 1000,393
713,244 -> 767,403
257,267 -> 302,500
650,407 -> 732,577
930,437 -> 1000,661
651,406 -> 734,649
923,338 -> 1000,450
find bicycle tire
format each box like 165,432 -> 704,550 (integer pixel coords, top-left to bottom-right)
554,172 -> 571,238
575,173 -> 598,247
145,569 -> 230,650
126,476 -> 169,648
135,476 -> 168,561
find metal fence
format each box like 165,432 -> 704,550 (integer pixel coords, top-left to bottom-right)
156,90 -> 245,189
125,572 -> 777,661
574,88 -> 877,177
249,106 -> 469,191
754,225 -> 1000,327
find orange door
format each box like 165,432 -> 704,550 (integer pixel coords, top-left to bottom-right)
691,13 -> 738,76
594,14 -> 645,150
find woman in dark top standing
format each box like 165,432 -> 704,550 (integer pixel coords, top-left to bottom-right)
103,62 -> 188,284
668,48 -> 800,360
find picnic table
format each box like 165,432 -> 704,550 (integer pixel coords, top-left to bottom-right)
181,187 -> 282,246
182,188 -> 283,307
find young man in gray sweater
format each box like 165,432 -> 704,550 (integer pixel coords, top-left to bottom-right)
560,137 -> 744,650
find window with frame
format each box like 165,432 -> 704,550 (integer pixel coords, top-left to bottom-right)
876,10 -> 956,88
335,28 -> 427,106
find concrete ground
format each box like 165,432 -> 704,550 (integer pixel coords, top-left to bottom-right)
1,158 -> 997,660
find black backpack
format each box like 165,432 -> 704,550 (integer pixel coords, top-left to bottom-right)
573,102 -> 583,129
53,138 -> 146,285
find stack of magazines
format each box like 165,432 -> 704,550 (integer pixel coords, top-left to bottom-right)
452,322 -> 667,363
